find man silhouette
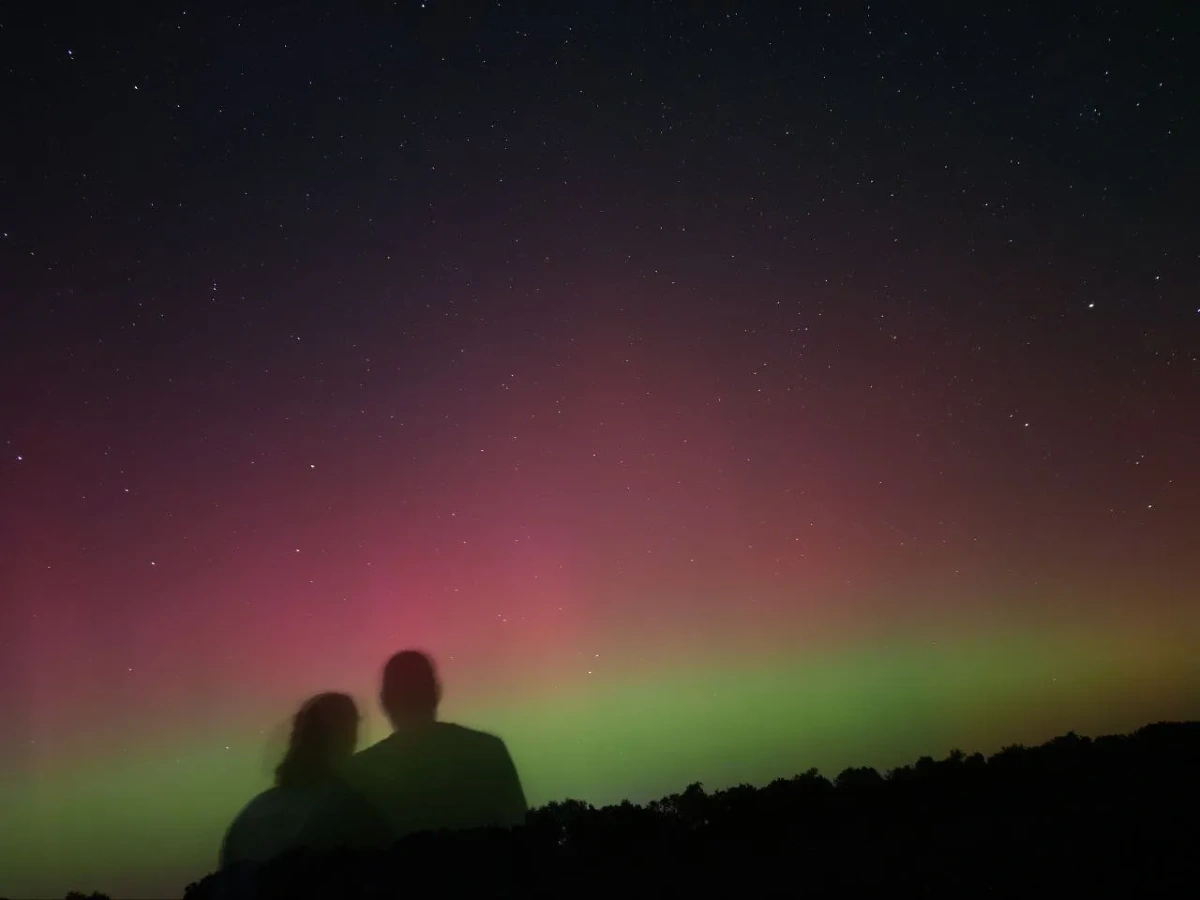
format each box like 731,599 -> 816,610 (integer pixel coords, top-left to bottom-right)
346,650 -> 528,841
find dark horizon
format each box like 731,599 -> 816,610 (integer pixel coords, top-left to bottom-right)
45,719 -> 1200,900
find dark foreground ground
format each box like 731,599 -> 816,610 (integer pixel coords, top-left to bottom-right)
58,721 -> 1200,899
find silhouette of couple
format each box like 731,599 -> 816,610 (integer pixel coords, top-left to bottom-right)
220,650 -> 527,868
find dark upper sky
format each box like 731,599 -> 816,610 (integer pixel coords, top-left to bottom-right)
5,3 -> 1197,345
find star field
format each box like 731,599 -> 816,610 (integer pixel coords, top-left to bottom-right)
1,3 -> 1198,897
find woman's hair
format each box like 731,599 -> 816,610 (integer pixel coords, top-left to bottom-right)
274,692 -> 360,788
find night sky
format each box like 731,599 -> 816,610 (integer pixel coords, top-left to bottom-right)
3,3 -> 1199,897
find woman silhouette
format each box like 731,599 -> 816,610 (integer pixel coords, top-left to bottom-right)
220,692 -> 386,868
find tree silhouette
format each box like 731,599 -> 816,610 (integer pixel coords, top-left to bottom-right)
160,721 -> 1200,899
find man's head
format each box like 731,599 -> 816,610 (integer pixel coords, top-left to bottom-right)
381,649 -> 441,726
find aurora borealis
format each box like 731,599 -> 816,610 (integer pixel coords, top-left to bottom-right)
3,3 -> 1199,897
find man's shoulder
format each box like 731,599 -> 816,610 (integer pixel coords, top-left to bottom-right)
438,722 -> 512,758
440,721 -> 502,743
345,735 -> 400,782
347,723 -> 510,763
353,733 -> 396,759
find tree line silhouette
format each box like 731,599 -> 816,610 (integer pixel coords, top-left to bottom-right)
148,720 -> 1195,899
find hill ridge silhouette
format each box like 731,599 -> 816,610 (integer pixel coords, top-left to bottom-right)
20,721 -> 1198,899
142,719 -> 1191,899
